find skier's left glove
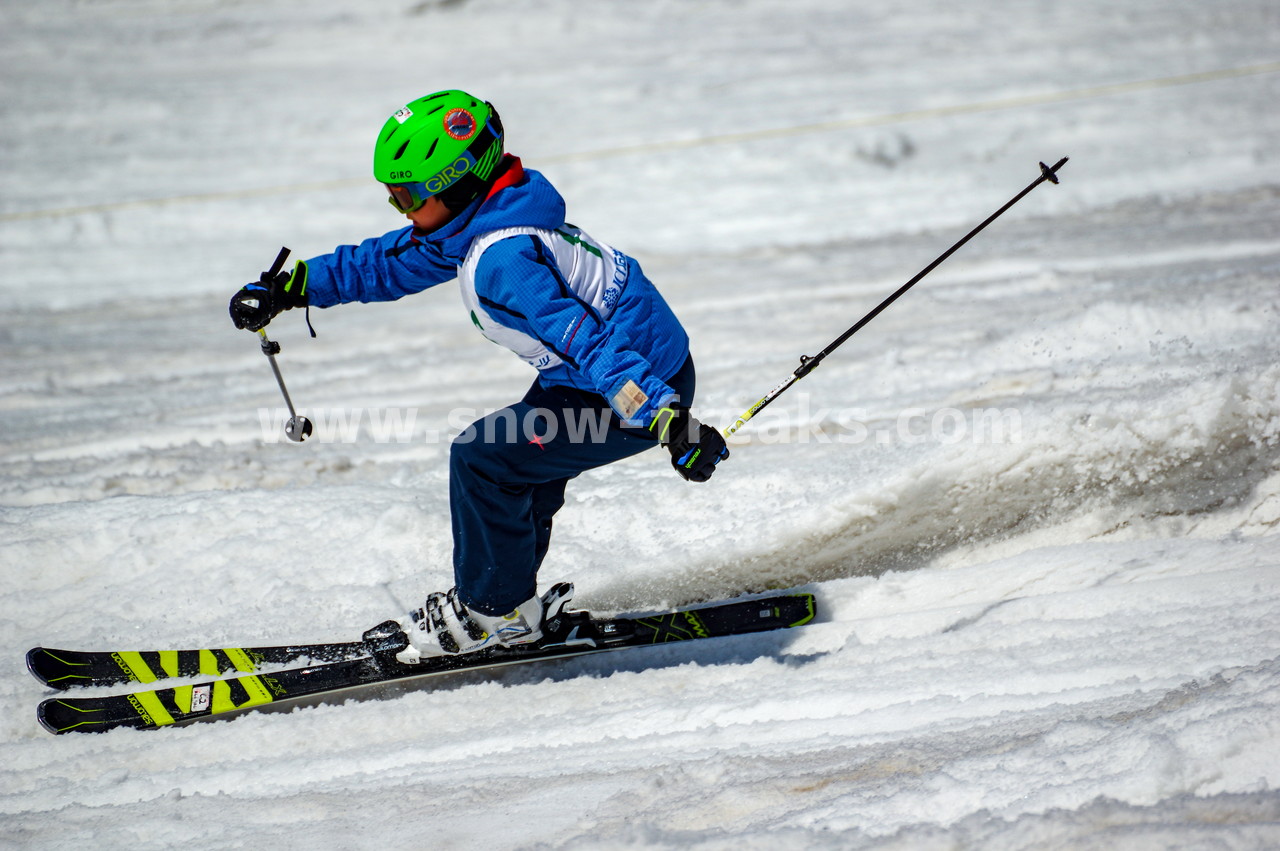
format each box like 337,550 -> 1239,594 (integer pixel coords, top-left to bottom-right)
648,403 -> 729,483
229,260 -> 309,331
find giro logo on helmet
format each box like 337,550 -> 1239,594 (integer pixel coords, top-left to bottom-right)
424,156 -> 474,194
443,108 -> 478,141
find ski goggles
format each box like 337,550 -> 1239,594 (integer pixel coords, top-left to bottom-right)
384,181 -> 432,214
383,146 -> 486,214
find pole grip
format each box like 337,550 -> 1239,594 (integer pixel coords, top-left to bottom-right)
256,246 -> 291,356
266,246 -> 291,279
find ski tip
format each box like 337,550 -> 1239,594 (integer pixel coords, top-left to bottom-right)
26,647 -> 84,691
37,695 -> 139,735
35,698 -> 90,736
35,700 -> 63,735
26,647 -> 57,688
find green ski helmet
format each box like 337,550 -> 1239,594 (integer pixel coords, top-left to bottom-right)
374,90 -> 505,214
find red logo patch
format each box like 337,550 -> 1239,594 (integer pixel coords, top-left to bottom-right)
443,108 -> 478,141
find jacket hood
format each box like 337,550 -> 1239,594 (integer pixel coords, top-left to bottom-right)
418,156 -> 566,263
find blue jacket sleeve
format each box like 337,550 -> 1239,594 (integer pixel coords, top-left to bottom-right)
475,237 -> 680,424
304,227 -> 457,308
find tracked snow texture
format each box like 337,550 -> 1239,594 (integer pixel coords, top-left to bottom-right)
2,0 -> 1279,848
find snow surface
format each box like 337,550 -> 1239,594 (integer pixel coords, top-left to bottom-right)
3,0 -> 1280,848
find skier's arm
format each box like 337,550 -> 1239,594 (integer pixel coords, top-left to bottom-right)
303,227 -> 457,308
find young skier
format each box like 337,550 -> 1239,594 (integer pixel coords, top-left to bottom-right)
229,90 -> 728,662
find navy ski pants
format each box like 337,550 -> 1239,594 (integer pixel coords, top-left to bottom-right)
450,356 -> 696,614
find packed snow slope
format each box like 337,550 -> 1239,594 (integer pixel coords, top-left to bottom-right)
3,0 -> 1280,848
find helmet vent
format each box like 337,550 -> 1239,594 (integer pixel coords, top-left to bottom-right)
425,139 -> 438,159
393,139 -> 410,160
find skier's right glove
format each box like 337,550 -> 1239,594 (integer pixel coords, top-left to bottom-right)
229,260 -> 309,331
648,403 -> 729,483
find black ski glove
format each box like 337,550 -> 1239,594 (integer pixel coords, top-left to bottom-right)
648,403 -> 729,483
229,260 -> 309,331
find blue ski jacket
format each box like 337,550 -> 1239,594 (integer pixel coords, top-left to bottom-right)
303,157 -> 690,425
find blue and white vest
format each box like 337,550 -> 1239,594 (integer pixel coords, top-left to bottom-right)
458,224 -> 629,371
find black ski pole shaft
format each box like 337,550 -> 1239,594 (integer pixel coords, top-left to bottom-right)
254,247 -> 313,441
724,157 -> 1068,437
258,330 -> 298,416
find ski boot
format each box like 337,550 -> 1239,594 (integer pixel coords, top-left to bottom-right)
362,583 -> 575,667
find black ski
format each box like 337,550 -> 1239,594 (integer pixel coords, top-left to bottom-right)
27,641 -> 368,691
35,590 -> 816,734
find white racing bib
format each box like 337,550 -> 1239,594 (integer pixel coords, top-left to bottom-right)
458,225 -> 629,370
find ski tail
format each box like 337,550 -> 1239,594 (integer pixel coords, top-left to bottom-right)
622,592 -> 816,643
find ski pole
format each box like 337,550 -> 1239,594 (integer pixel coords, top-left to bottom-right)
255,246 -> 313,442
724,157 -> 1068,438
